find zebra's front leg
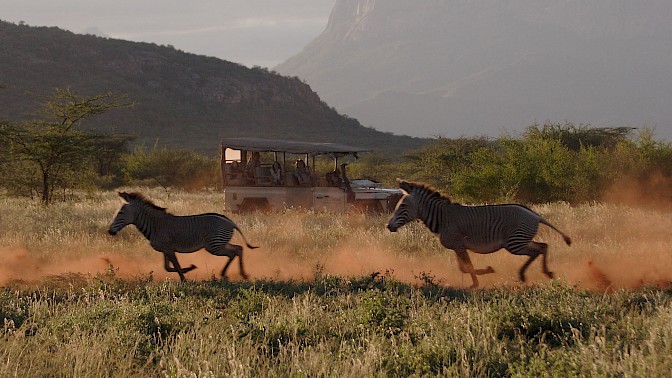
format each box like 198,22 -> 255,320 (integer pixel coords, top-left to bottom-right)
454,249 -> 494,288
163,252 -> 197,282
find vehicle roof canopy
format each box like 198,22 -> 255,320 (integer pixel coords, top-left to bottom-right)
221,137 -> 370,157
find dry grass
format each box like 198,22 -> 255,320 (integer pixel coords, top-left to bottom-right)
0,189 -> 671,376
1,190 -> 670,290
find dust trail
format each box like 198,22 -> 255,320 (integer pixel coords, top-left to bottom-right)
2,244 -> 672,291
2,222 -> 672,291
0,247 -> 163,284
586,260 -> 612,291
602,172 -> 672,209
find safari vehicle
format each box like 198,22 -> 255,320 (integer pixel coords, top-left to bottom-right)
220,137 -> 402,212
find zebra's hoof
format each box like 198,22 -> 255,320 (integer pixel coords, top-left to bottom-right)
183,264 -> 197,273
546,271 -> 555,279
485,266 -> 495,274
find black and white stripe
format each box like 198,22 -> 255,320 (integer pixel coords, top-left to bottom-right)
108,192 -> 258,281
387,180 -> 571,288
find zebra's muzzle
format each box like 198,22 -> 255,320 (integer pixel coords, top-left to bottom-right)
387,224 -> 398,232
108,229 -> 117,236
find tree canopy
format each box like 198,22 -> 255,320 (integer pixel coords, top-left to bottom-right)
0,88 -> 132,204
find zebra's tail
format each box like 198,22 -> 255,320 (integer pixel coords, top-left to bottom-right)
540,218 -> 572,246
235,226 -> 259,249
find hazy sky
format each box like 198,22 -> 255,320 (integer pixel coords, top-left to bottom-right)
0,0 -> 337,68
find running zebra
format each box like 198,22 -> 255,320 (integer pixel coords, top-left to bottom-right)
387,180 -> 572,288
108,192 -> 258,281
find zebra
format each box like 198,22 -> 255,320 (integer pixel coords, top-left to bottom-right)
387,180 -> 572,288
108,192 -> 258,281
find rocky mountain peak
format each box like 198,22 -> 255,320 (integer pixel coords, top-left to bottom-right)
276,0 -> 672,139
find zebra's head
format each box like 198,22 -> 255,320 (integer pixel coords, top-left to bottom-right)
387,180 -> 418,232
108,192 -> 138,235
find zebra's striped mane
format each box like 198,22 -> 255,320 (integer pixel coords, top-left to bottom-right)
407,181 -> 452,204
126,192 -> 168,212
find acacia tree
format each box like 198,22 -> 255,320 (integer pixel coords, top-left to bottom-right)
0,88 -> 132,204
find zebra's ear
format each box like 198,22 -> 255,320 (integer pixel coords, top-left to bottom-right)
118,192 -> 130,202
397,179 -> 412,193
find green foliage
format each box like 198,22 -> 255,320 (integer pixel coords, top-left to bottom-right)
122,144 -> 220,190
2,278 -> 672,377
0,88 -> 132,204
523,122 -> 634,151
451,140 -> 515,202
91,134 -> 136,189
613,128 -> 672,179
358,290 -> 409,335
505,135 -> 577,203
366,122 -> 671,204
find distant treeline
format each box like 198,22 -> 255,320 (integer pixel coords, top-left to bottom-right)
0,138 -> 221,202
350,122 -> 672,205
2,90 -> 670,206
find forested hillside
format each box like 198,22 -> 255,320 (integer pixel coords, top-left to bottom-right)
0,20 -> 426,154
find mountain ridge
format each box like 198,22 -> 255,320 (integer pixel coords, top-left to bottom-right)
276,0 -> 672,139
0,20 -> 427,154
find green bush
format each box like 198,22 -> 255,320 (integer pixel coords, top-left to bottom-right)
122,144 -> 219,190
373,122 -> 672,204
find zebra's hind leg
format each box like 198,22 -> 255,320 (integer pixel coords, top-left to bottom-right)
163,252 -> 197,282
214,244 -> 249,280
237,247 -> 249,280
537,242 -> 553,279
509,241 -> 552,283
454,249 -> 495,288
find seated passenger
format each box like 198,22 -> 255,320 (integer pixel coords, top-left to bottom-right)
340,163 -> 355,203
244,152 -> 261,183
271,161 -> 284,185
326,167 -> 343,187
294,159 -> 312,186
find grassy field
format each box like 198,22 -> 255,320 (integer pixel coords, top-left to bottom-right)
0,189 -> 671,376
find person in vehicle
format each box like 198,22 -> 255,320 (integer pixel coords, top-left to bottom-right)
340,163 -> 355,202
227,161 -> 243,184
271,161 -> 283,185
245,151 -> 261,183
326,166 -> 343,187
294,159 -> 311,186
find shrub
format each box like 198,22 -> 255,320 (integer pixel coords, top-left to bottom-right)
379,122 -> 672,204
122,144 -> 219,190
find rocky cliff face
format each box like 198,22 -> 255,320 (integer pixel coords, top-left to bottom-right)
276,0 -> 672,139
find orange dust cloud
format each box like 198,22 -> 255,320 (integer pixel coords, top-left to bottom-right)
2,203 -> 672,292
0,246 -> 163,284
602,172 -> 672,209
2,242 -> 672,291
